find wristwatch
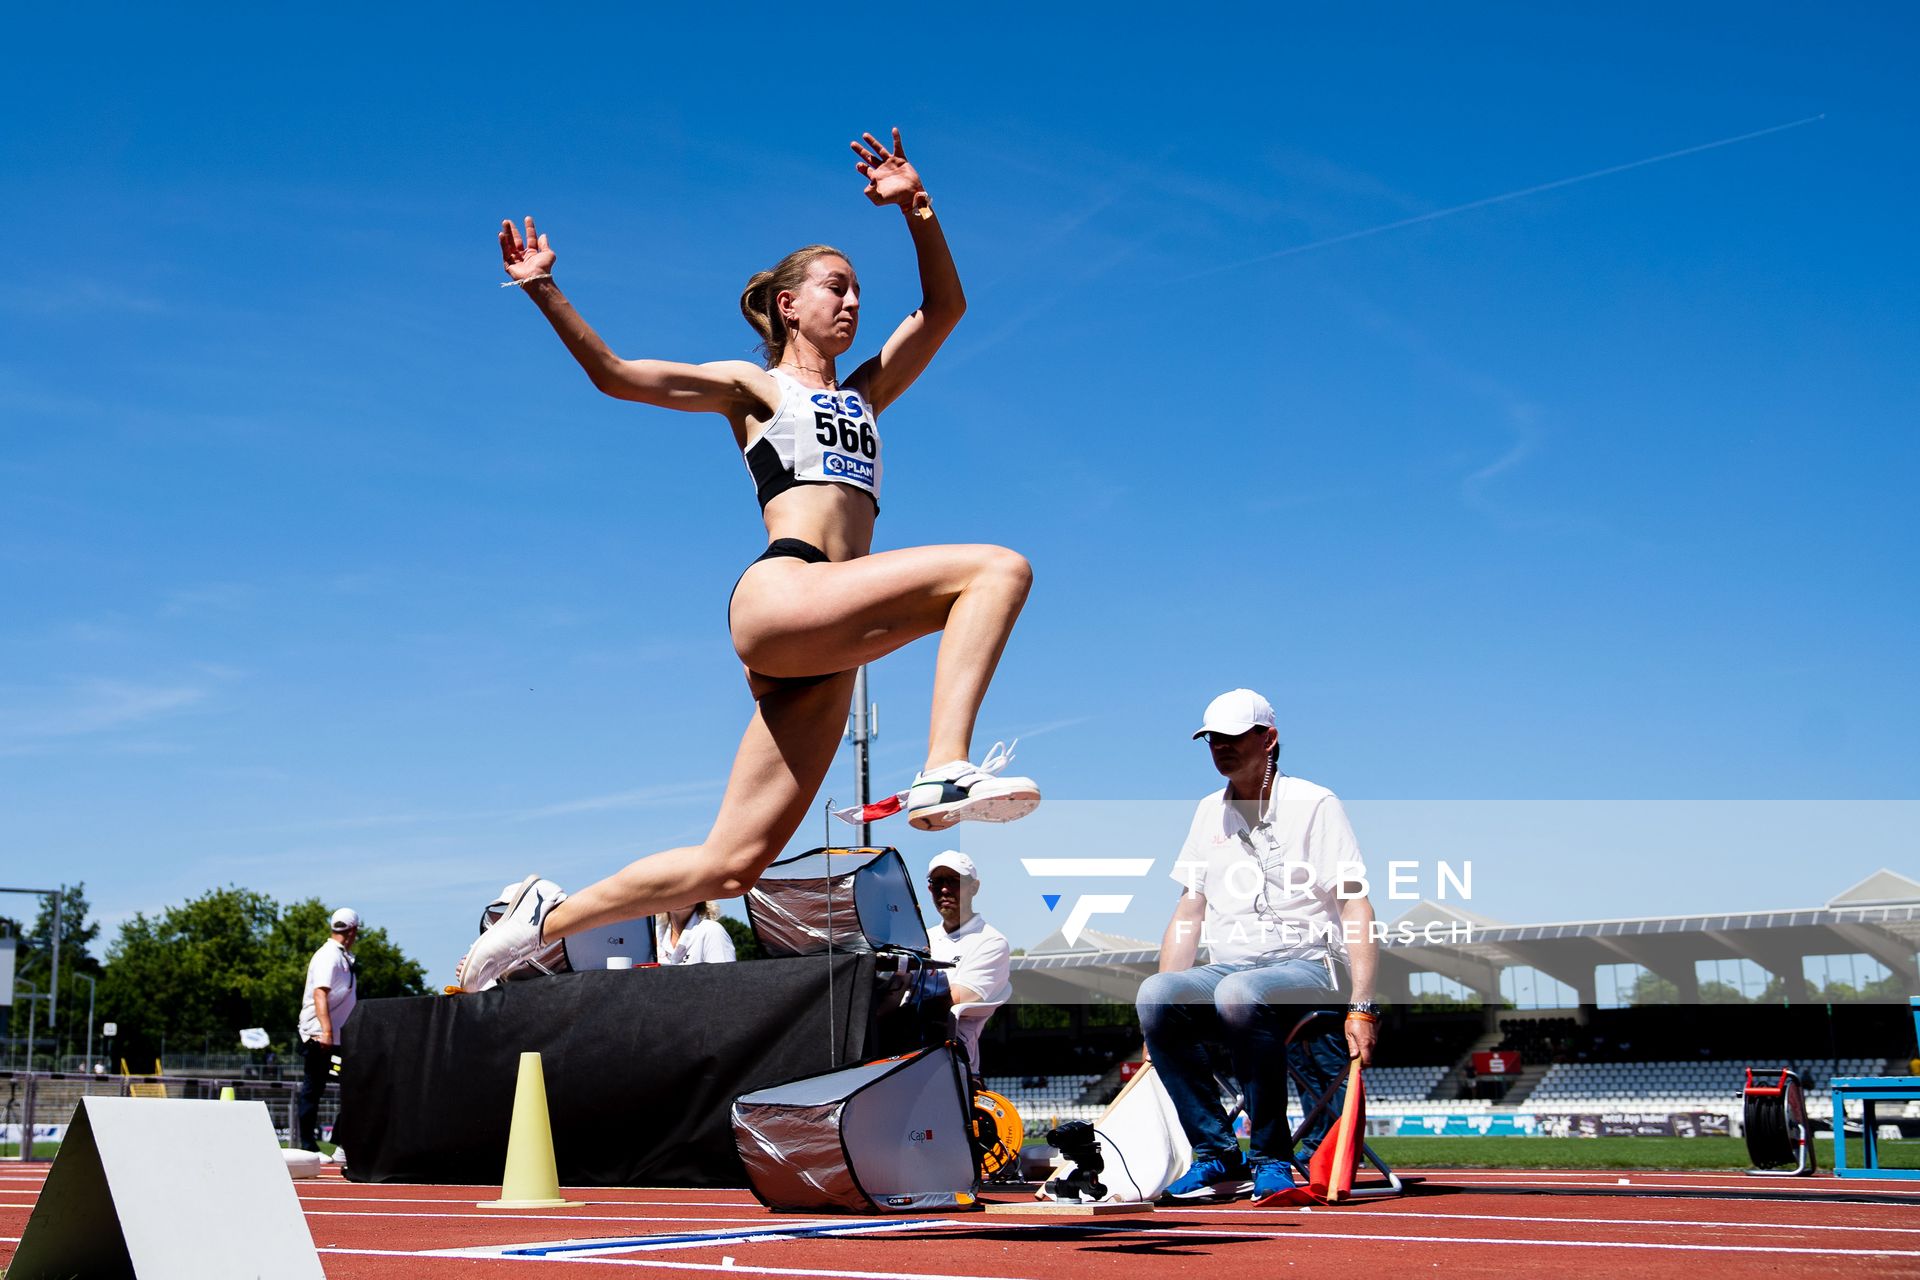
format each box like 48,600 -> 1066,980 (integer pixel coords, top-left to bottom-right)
1346,1001 -> 1379,1016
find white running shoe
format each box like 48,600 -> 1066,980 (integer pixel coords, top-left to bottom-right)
906,740 -> 1041,831
456,875 -> 566,992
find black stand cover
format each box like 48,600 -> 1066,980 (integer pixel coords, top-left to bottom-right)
335,956 -> 885,1187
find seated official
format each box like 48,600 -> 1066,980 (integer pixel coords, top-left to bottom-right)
1137,689 -> 1379,1205
655,902 -> 737,965
924,851 -> 1011,1075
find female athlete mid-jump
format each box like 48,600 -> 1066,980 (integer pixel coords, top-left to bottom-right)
459,129 -> 1038,990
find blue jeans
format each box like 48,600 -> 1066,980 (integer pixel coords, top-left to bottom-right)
1136,957 -> 1349,1166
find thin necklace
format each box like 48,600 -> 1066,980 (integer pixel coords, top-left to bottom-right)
781,359 -> 836,386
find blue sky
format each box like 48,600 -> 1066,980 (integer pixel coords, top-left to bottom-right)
3,5 -> 1915,986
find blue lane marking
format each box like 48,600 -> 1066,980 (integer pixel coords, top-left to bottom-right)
503,1218 -> 946,1256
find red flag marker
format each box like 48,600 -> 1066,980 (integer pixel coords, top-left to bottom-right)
1307,1058 -> 1365,1203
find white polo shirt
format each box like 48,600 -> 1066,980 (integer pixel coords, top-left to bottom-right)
655,916 -> 737,966
1169,773 -> 1365,966
929,914 -> 1011,1073
298,939 -> 356,1044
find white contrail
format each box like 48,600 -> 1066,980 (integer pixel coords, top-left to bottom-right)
1185,114 -> 1827,279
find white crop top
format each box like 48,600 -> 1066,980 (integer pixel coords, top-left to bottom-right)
743,369 -> 882,510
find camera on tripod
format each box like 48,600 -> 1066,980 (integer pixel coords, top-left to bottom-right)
1043,1120 -> 1107,1202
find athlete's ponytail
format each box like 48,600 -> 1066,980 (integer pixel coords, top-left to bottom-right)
739,244 -> 851,367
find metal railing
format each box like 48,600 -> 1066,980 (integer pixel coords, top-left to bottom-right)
0,1070 -> 334,1162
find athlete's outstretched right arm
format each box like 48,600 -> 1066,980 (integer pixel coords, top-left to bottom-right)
500,217 -> 772,416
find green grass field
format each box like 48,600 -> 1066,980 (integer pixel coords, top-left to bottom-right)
1368,1135 -> 1918,1171
1020,1134 -> 1917,1173
0,1143 -> 59,1158
7,1135 -> 1913,1172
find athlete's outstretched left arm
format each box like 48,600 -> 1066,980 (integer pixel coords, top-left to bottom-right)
845,128 -> 965,414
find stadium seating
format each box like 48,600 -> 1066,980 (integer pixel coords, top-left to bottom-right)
1527,1058 -> 1890,1119
1364,1064 -> 1449,1102
979,1074 -> 1106,1125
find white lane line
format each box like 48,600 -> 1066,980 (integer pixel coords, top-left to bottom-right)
302,1211 -> 800,1226
424,1217 -> 947,1259
1372,1177 -> 1920,1198
1162,1205 -> 1920,1233
1395,1169 -> 1912,1185
294,1193 -> 782,1209
967,1218 -> 1920,1257
295,1189 -> 760,1205
318,1246 -> 1035,1279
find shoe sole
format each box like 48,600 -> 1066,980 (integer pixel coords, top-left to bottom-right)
455,874 -> 542,992
1161,1179 -> 1252,1203
907,787 -> 1042,831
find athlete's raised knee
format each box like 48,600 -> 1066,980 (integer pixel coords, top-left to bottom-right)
975,545 -> 1033,600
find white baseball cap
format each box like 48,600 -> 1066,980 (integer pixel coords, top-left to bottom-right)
329,907 -> 362,931
1192,688 -> 1276,739
927,851 -> 978,881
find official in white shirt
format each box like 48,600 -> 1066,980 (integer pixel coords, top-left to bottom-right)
297,907 -> 359,1155
924,851 -> 1012,1075
655,902 -> 738,965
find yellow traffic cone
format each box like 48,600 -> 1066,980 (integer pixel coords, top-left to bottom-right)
219,1085 -> 236,1101
477,1052 -> 582,1209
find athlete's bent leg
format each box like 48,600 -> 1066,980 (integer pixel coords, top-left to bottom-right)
730,543 -> 1035,829
458,672 -> 854,989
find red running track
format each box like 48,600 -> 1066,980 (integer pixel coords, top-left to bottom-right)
5,1165 -> 1920,1279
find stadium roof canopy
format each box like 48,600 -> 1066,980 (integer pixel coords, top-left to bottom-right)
1008,870 -> 1920,1007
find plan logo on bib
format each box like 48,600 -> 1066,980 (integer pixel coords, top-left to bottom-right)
823,452 -> 875,485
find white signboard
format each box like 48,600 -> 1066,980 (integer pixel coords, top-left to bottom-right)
102,1021 -> 118,1038
0,936 -> 15,1008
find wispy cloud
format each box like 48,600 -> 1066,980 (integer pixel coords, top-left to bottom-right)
1460,406 -> 1542,517
1004,714 -> 1097,742
212,776 -> 724,838
1320,288 -> 1575,532
511,779 -> 722,821
0,678 -> 209,750
161,583 -> 256,618
1180,115 -> 1827,281
0,279 -> 168,316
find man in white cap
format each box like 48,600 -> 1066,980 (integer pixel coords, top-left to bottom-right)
296,907 -> 360,1156
1137,689 -> 1379,1204
924,851 -> 1012,1076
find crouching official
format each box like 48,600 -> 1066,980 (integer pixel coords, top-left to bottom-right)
1137,689 -> 1379,1203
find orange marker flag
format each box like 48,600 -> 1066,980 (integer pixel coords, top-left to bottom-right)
1307,1058 -> 1365,1203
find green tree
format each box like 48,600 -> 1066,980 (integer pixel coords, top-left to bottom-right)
1,882 -> 105,1056
717,915 -> 762,962
99,887 -> 428,1062
1697,981 -> 1751,1004
1624,971 -> 1681,1006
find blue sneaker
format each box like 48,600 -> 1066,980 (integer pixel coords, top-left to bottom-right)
1251,1158 -> 1312,1206
1160,1152 -> 1251,1202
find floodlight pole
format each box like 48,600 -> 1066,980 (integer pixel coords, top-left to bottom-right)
78,973 -> 96,1071
18,979 -> 36,1071
50,891 -> 60,1029
849,666 -> 876,847
1,887 -> 60,1029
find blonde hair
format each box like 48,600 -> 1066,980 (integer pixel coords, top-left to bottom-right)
656,901 -> 718,928
739,245 -> 851,366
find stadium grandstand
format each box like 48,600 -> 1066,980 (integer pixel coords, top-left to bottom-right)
979,870 -> 1920,1137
